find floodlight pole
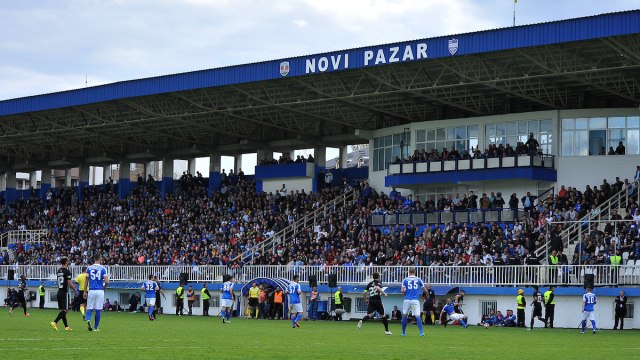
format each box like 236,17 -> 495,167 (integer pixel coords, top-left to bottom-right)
513,1 -> 516,27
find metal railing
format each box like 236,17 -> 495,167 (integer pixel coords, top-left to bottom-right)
0,229 -> 49,248
2,264 -> 638,287
233,187 -> 358,265
387,154 -> 555,175
535,178 -> 640,261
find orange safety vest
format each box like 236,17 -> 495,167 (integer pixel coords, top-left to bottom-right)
310,290 -> 319,301
259,290 -> 266,302
274,291 -> 283,304
187,290 -> 195,301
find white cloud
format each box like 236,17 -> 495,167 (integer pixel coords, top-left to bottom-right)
293,19 -> 308,27
0,0 -> 637,99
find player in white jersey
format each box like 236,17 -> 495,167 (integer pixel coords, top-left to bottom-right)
86,253 -> 109,331
581,286 -> 597,334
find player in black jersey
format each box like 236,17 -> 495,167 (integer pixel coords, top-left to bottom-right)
9,275 -> 29,316
356,272 -> 391,335
529,285 -> 547,330
50,257 -> 78,331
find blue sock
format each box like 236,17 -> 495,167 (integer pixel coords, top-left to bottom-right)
295,313 -> 302,323
291,315 -> 295,327
148,306 -> 154,316
416,316 -> 424,333
226,310 -> 231,320
401,316 -> 408,334
85,309 -> 93,322
591,320 -> 596,331
581,320 -> 586,331
95,310 -> 101,329
460,319 -> 467,328
221,310 -> 226,319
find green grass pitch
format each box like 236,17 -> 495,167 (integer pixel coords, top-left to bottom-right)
0,310 -> 638,359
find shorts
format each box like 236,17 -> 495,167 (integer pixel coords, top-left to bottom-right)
582,310 -> 595,321
289,303 -> 303,314
367,299 -> 385,316
402,300 -> 420,316
249,298 -> 258,307
87,290 -> 105,311
532,305 -> 542,318
221,299 -> 233,308
57,291 -> 68,310
450,313 -> 465,321
146,297 -> 156,307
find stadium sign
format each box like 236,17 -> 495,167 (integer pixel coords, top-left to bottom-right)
303,42 -> 428,74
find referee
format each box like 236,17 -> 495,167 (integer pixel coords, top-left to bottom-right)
50,257 -> 77,331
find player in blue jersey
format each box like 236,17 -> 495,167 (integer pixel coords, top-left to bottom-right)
85,253 -> 109,332
142,275 -> 159,321
220,274 -> 235,323
581,286 -> 597,334
286,275 -> 303,329
401,268 -> 429,337
440,298 -> 468,328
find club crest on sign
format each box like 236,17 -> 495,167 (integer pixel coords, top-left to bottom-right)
448,38 -> 459,55
280,61 -> 290,77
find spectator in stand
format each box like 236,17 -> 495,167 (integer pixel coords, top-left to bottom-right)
525,133 -> 539,154
616,141 -> 626,155
391,306 -> 401,320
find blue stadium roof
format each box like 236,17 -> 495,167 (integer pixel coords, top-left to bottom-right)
1,10 -> 639,117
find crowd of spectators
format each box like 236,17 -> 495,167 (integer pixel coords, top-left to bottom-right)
1,165 -> 638,272
0,173 -> 344,267
259,154 -> 314,166
393,134 -> 542,164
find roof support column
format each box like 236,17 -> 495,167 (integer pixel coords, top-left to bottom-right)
187,158 -> 196,175
4,170 -> 17,205
234,155 -> 242,176
312,146 -> 326,193
77,165 -> 90,201
161,158 -> 174,199
64,169 -> 72,187
40,168 -> 52,201
208,155 -> 221,197
118,162 -> 131,200
29,171 -> 38,189
339,146 -> 349,169
257,150 -> 273,164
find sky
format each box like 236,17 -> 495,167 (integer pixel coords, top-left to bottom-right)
2,0 -> 639,178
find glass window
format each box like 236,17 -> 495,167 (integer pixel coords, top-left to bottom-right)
506,122 -> 517,135
469,125 -> 478,138
486,124 -> 495,137
562,118 -> 574,129
589,118 -> 606,129
576,118 -> 588,130
393,134 -> 401,145
528,120 -> 539,134
518,121 -> 528,135
627,116 -> 640,128
427,130 -> 435,141
628,130 -> 640,155
562,131 -> 573,156
384,135 -> 392,147
541,119 -> 552,132
589,130 -> 606,156
574,131 -> 588,156
436,128 -> 446,141
609,129 -> 626,151
416,130 -> 426,143
374,137 -> 381,148
609,117 -> 625,128
456,126 -> 466,139
446,128 -> 456,140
